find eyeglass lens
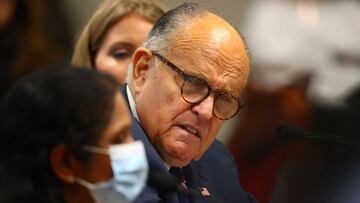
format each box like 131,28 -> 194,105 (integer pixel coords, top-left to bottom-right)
181,76 -> 239,119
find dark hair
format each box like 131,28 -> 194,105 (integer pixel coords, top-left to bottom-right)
0,0 -> 72,101
0,65 -> 119,203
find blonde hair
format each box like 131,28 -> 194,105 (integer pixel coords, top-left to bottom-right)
71,0 -> 166,68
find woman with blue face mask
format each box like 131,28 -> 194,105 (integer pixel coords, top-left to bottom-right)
0,65 -> 148,203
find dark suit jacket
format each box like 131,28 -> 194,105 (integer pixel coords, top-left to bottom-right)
120,86 -> 256,203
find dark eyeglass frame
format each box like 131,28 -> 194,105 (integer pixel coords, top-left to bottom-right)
151,51 -> 245,120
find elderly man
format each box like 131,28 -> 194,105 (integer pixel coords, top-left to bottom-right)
122,3 -> 255,203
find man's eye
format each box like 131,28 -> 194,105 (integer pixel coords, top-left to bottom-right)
111,50 -> 131,60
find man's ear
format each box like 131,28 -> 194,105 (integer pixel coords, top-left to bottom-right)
131,47 -> 152,96
50,144 -> 76,184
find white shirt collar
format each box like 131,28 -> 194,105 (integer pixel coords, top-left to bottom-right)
126,85 -> 139,121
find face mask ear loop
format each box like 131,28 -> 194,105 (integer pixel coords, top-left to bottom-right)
74,177 -> 96,190
83,145 -> 109,155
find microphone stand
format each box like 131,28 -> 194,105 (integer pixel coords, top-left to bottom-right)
277,125 -> 360,153
306,132 -> 360,153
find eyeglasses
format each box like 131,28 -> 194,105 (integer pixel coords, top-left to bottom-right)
151,51 -> 245,120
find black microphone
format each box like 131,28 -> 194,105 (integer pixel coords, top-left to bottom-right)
276,125 -> 360,152
147,171 -> 222,203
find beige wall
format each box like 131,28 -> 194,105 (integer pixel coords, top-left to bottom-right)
63,0 -> 250,42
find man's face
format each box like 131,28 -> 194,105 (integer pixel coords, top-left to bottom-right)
132,14 -> 249,167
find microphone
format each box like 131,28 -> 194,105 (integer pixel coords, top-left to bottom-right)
147,171 -> 221,203
276,125 -> 360,152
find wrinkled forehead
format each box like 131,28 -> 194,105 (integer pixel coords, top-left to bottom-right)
166,14 -> 250,96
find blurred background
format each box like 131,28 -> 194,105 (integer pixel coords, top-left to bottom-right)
1,0 -> 360,202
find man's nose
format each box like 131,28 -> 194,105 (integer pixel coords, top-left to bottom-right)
191,94 -> 215,120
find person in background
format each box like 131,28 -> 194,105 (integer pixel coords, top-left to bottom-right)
0,65 -> 148,203
71,0 -> 166,84
228,1 -> 360,202
124,3 -> 256,203
0,0 -> 72,101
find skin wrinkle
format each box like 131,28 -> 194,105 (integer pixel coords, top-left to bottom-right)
145,59 -> 192,163
144,55 -> 208,164
171,34 -> 247,96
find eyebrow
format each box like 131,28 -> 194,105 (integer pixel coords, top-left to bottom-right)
191,65 -> 243,97
108,41 -> 136,51
181,67 -> 240,97
154,51 -> 240,98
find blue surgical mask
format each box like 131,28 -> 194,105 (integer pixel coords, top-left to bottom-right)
74,141 -> 148,203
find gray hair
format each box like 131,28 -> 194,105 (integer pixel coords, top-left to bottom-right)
127,3 -> 208,87
143,3 -> 208,53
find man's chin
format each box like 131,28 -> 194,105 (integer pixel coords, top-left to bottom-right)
162,151 -> 195,167
158,142 -> 200,166
193,151 -> 205,161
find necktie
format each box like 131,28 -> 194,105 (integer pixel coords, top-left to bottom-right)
169,167 -> 190,203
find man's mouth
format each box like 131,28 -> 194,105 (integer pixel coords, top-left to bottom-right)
179,125 -> 200,137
